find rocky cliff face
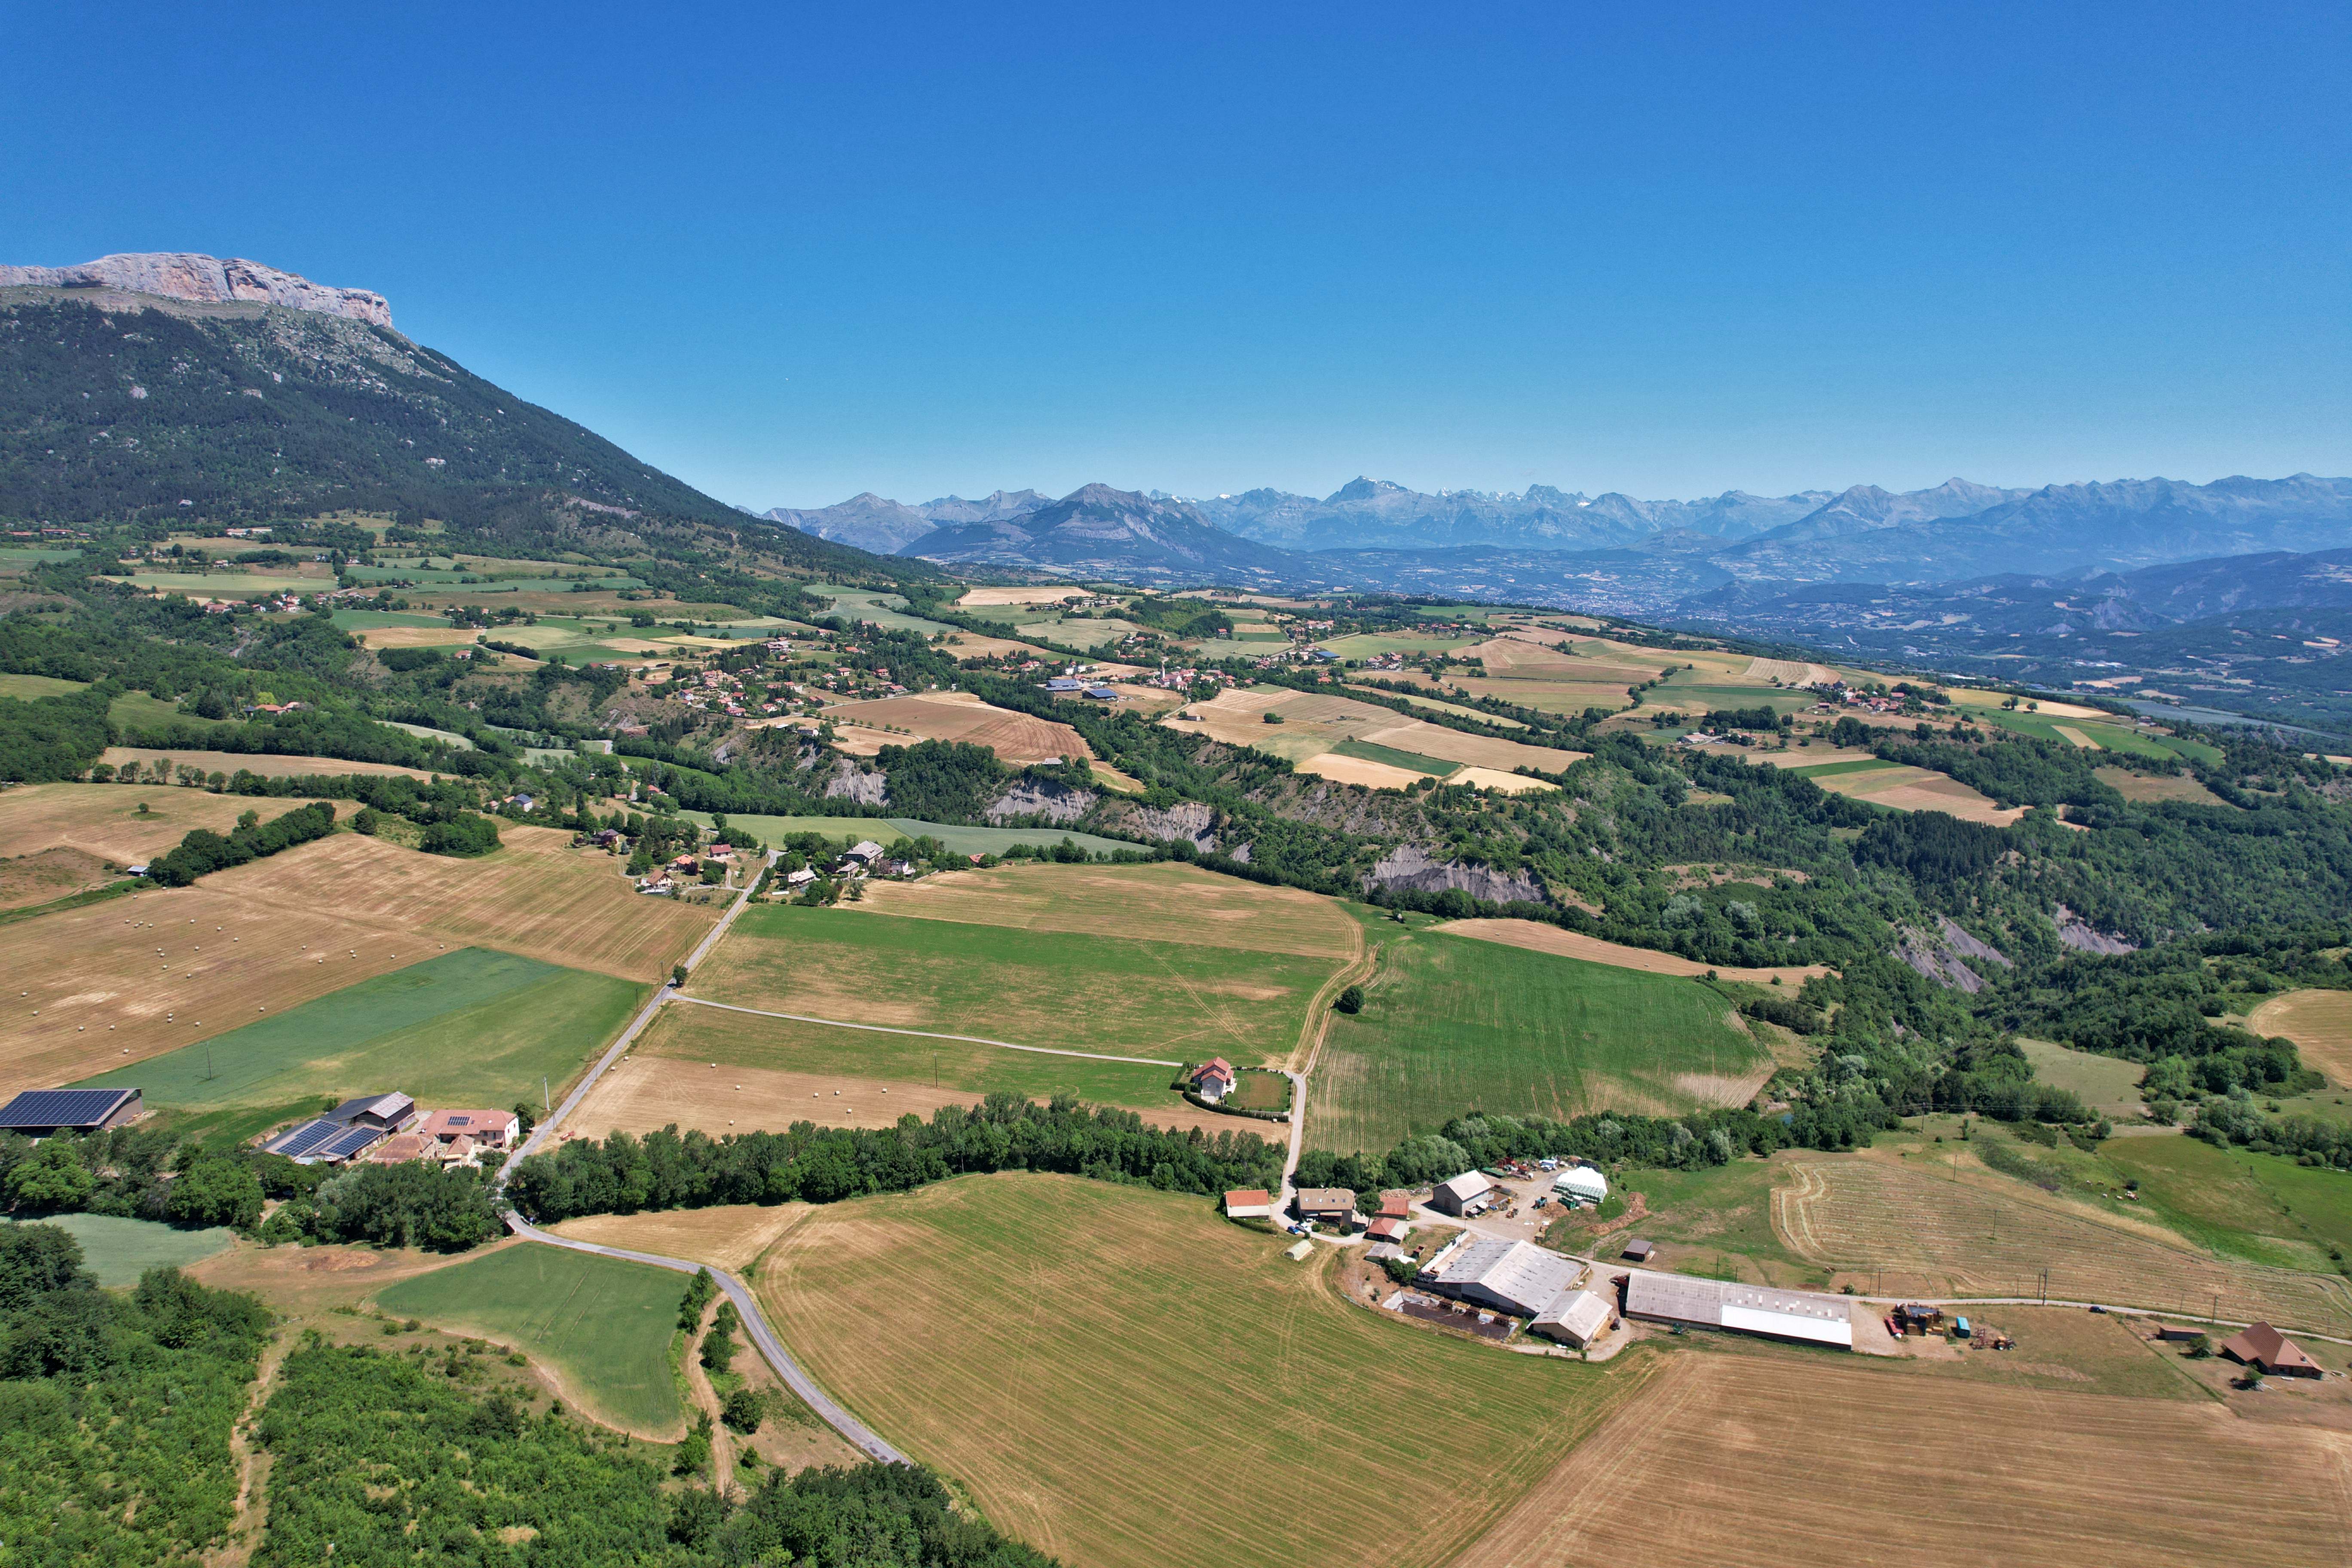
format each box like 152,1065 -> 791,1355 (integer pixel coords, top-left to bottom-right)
0,252 -> 392,328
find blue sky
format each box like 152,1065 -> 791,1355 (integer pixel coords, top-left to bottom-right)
6,2 -> 2346,507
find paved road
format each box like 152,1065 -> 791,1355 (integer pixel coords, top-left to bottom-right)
504,1214 -> 908,1464
505,857 -> 773,1170
489,855 -> 915,1466
673,995 -> 1180,1067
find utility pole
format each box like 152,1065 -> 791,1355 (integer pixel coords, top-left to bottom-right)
542,1075 -> 550,1115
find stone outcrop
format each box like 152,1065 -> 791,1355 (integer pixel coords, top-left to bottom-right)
823,768 -> 887,805
1111,799 -> 1218,848
1363,844 -> 1546,906
2052,904 -> 2137,955
1936,916 -> 2012,970
984,778 -> 1097,825
0,252 -> 392,328
1894,925 -> 1986,993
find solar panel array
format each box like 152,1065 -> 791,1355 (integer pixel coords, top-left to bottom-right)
321,1125 -> 384,1161
0,1088 -> 135,1129
264,1119 -> 345,1159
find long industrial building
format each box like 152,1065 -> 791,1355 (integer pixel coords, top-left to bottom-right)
1621,1272 -> 1854,1349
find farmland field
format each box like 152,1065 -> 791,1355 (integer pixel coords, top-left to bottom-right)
546,1202 -> 817,1272
8,1213 -> 235,1286
2097,765 -> 2230,805
821,691 -> 1090,763
1439,916 -> 1828,985
567,1001 -> 1245,1140
0,672 -> 89,699
1455,1345 -> 2352,1568
0,828 -> 711,1097
755,1173 -> 1645,1568
0,846 -> 119,914
690,901 -> 1344,1066
1308,928 -> 1770,1153
2248,988 -> 2352,1084
2098,1134 -> 2352,1271
854,861 -> 1361,960
803,583 -> 956,635
77,946 -> 640,1119
373,1242 -> 689,1436
1344,683 -> 1530,728
98,747 -> 438,781
1771,1151 -> 2352,1333
2018,1038 -> 2146,1115
0,782 -> 335,863
1165,685 -> 1578,775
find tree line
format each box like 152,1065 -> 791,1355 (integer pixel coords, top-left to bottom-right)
507,1095 -> 1283,1223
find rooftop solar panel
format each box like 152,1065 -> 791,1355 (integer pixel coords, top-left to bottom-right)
323,1125 -> 385,1160
0,1088 -> 136,1129
264,1118 -> 345,1158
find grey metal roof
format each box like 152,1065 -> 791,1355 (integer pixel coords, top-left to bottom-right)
1430,1238 -> 1583,1317
0,1087 -> 137,1130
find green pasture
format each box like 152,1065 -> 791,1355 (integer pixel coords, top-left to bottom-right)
374,1243 -> 689,1435
1551,1157 -> 1822,1286
103,573 -> 315,594
648,1007 -> 1195,1118
1788,758 -> 1896,779
1332,737 -> 1458,776
107,690 -> 229,730
1308,930 -> 1767,1152
700,904 -> 1342,1064
681,811 -> 902,845
1652,677 -> 1811,714
2018,1038 -> 2144,1114
1315,632 -> 1479,658
0,673 -> 90,700
329,609 -> 453,629
805,584 -> 956,635
2098,1135 -> 2352,1273
7,1213 -> 236,1286
381,721 -> 475,748
1016,616 -> 1148,649
1971,706 -> 2181,760
0,547 -> 86,564
79,948 -> 642,1115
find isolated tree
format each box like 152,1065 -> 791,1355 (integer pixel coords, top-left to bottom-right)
1334,985 -> 1364,1015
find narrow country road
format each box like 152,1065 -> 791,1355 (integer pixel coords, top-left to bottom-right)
489,854 -> 913,1465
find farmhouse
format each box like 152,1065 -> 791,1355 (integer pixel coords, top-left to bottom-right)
0,1087 -> 143,1136
1429,1170 -> 1500,1217
262,1118 -> 389,1165
417,1108 -> 521,1149
843,840 -> 886,866
328,1092 -> 417,1132
2219,1322 -> 2321,1378
1296,1188 -> 1358,1228
1423,1237 -> 1583,1319
1622,1272 -> 1854,1350
1366,1216 -> 1404,1243
1191,1058 -> 1237,1104
1531,1289 -> 1617,1348
1223,1188 -> 1273,1220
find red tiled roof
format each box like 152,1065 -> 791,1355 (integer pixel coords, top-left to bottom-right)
1225,1188 -> 1271,1209
1366,1217 -> 1402,1240
1378,1190 -> 1412,1219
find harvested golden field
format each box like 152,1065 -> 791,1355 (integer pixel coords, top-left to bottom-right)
546,1203 -> 817,1272
99,747 -> 438,781
0,828 -> 711,1095
349,624 -> 480,649
855,860 -> 1361,959
1455,1348 -> 2352,1568
943,632 -> 1060,662
1773,1154 -> 2352,1334
821,691 -> 1090,763
1446,766 -> 1561,794
585,1001 -> 1240,1136
0,782 -> 291,863
1440,917 -> 1831,986
756,1174 -> 1645,1568
1292,752 -> 1426,790
0,846 -> 116,911
956,585 -> 1087,606
1744,655 -> 1842,685
2249,989 -> 2352,1085
1813,762 -> 2028,825
1166,685 -> 1576,775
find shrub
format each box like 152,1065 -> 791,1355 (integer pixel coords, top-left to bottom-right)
1334,984 -> 1364,1014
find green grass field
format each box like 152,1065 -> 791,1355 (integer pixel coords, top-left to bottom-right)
1546,1156 -> 1825,1287
1652,678 -> 1814,715
1343,684 -> 1530,729
681,811 -> 905,845
804,583 -> 957,635
79,947 -> 643,1119
695,904 -> 1340,1064
1309,930 -> 1768,1152
1332,737 -> 1458,775
1970,707 -> 2183,760
2018,1038 -> 2145,1114
103,572 -> 318,594
1315,632 -> 1481,658
637,1004 -> 1196,1115
1788,758 -> 1897,779
0,673 -> 89,700
8,1213 -> 236,1286
2100,1135 -> 2352,1272
329,609 -> 456,630
106,690 -> 231,732
757,1174 -> 1641,1568
373,1243 -> 689,1435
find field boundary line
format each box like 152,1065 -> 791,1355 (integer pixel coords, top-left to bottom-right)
671,995 -> 1183,1067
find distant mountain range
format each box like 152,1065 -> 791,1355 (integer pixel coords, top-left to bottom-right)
763,472 -> 2352,606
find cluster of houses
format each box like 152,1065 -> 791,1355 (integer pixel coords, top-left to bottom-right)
260,1092 -> 520,1168
773,838 -> 910,896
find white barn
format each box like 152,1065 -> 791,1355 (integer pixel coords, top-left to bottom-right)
1552,1164 -> 1609,1206
1531,1289 -> 1616,1348
1428,1170 -> 1500,1217
1623,1273 -> 1853,1350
